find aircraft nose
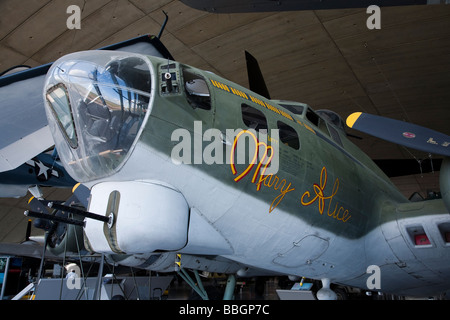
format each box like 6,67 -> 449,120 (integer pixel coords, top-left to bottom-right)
43,50 -> 154,182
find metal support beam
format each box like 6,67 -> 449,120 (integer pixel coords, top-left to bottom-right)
94,254 -> 105,300
177,268 -> 209,300
0,257 -> 10,300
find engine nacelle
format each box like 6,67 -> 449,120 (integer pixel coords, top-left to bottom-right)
84,181 -> 189,254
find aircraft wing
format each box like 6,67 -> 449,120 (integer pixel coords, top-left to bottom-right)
0,65 -> 52,172
0,35 -> 173,173
0,242 -> 58,260
346,112 -> 450,157
180,0 -> 431,13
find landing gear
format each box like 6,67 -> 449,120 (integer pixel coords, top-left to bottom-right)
175,254 -> 237,300
176,268 -> 238,300
223,274 -> 236,300
177,268 -> 210,300
316,278 -> 338,300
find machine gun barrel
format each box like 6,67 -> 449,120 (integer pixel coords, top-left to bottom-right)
45,201 -> 110,224
24,210 -> 85,227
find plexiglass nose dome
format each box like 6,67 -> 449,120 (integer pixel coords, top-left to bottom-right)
44,50 -> 154,182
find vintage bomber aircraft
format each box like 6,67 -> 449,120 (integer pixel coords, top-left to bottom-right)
21,38 -> 448,300
2,34 -> 449,299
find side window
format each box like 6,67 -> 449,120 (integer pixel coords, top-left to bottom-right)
241,104 -> 268,131
183,69 -> 211,110
277,121 -> 300,150
279,103 -> 304,116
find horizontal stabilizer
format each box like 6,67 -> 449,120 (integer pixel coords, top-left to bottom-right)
346,112 -> 450,157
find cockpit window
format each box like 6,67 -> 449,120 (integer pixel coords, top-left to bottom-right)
44,51 -> 153,182
279,103 -> 304,116
306,108 -> 330,137
77,60 -> 150,146
46,84 -> 78,148
183,69 -> 211,110
317,110 -> 346,131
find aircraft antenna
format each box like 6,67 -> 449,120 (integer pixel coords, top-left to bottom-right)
157,11 -> 169,39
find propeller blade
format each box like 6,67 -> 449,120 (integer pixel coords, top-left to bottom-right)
346,112 -> 450,157
245,51 -> 270,99
72,183 -> 91,208
25,219 -> 32,242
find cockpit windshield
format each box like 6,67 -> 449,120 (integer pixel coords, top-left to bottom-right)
44,51 -> 153,182
46,84 -> 78,148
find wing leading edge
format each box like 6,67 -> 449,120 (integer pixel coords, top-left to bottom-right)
180,0 -> 430,13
